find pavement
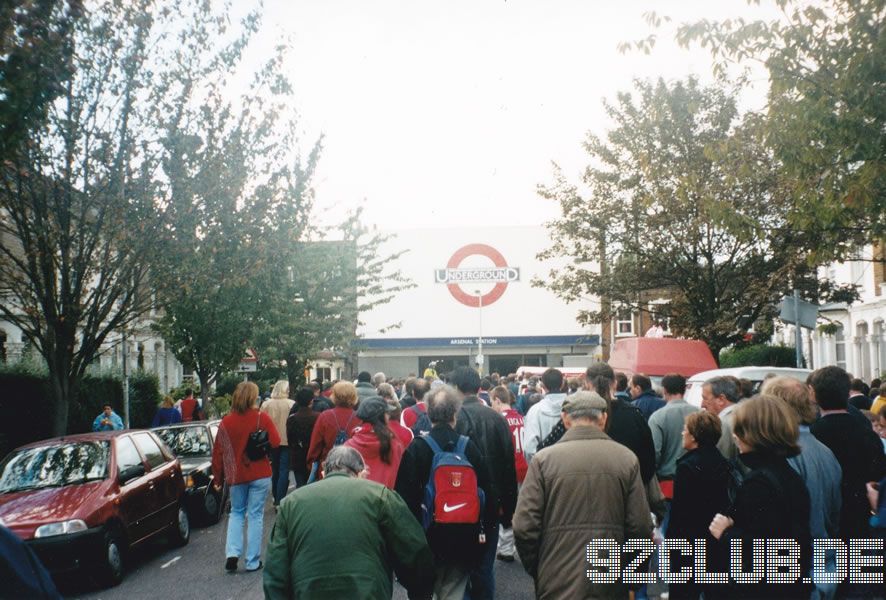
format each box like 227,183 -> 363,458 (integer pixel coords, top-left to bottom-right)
62,496 -> 538,600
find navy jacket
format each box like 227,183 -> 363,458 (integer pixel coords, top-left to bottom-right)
631,390 -> 665,421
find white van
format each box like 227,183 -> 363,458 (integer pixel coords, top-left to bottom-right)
685,367 -> 811,407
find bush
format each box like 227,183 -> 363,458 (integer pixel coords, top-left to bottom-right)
167,380 -> 201,401
68,374 -> 124,434
207,394 -> 232,419
129,371 -> 162,429
215,372 -> 244,397
720,344 -> 798,368
0,365 -> 53,459
0,367 -> 161,458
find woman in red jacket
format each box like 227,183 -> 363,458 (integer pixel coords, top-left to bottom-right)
211,381 -> 280,573
345,396 -> 404,488
306,381 -> 360,470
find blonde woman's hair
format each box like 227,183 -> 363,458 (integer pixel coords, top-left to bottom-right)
332,381 -> 358,408
231,381 -> 260,414
732,394 -> 800,457
760,376 -> 817,425
270,380 -> 290,400
161,395 -> 175,409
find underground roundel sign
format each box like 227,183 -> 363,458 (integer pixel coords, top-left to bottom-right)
434,243 -> 520,307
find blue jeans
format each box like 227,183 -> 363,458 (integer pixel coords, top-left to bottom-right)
464,524 -> 499,600
270,447 -> 290,504
226,477 -> 270,570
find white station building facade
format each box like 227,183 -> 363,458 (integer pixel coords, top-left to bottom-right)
355,226 -> 601,378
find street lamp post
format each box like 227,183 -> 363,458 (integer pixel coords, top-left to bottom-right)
475,289 -> 484,376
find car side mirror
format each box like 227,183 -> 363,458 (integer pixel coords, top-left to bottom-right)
118,464 -> 146,485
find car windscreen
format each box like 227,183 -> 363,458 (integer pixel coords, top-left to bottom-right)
0,441 -> 110,493
154,426 -> 211,457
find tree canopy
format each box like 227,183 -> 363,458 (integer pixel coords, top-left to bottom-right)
538,78 -> 812,357
674,0 -> 885,258
0,0 -> 83,157
254,207 -> 414,391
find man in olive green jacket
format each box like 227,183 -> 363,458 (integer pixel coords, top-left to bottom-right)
513,392 -> 653,600
263,446 -> 435,599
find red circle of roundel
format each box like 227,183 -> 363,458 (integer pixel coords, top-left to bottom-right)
446,243 -> 509,308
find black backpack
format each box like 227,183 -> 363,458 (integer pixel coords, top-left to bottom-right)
245,411 -> 271,461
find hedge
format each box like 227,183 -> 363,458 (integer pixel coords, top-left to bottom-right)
719,344 -> 799,368
0,367 -> 161,460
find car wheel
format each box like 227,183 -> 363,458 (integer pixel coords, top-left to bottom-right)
168,504 -> 190,547
203,488 -> 222,524
97,526 -> 125,587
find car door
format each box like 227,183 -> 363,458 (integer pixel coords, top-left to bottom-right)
131,432 -> 178,536
147,430 -> 183,513
114,435 -> 154,543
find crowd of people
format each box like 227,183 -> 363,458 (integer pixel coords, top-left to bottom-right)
204,364 -> 886,600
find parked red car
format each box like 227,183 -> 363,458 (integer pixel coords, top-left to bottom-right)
0,430 -> 189,586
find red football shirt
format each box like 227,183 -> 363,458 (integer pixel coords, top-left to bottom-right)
503,408 -> 528,483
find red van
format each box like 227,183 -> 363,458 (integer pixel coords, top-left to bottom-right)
607,338 -> 718,384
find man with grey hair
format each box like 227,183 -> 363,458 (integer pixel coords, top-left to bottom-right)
700,375 -> 741,461
264,446 -> 434,599
395,385 -> 496,600
372,371 -> 387,387
514,391 -> 653,599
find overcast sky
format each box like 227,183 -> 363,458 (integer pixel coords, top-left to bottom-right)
248,0 -> 780,230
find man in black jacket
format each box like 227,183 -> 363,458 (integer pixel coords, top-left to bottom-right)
809,366 -> 886,540
450,366 -> 518,600
395,384 -> 497,600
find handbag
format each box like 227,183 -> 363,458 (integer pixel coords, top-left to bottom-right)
245,410 -> 271,461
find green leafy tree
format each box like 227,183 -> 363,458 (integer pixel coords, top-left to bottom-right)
0,0 -> 174,435
0,0 -> 272,435
0,0 -> 83,157
150,10 -> 313,407
538,78 -> 812,358
673,0 -> 885,257
255,207 -> 414,391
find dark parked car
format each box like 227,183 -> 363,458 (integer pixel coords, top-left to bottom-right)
153,420 -> 226,524
0,430 -> 189,587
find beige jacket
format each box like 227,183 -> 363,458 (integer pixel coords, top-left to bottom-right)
513,425 -> 653,600
261,397 -> 295,446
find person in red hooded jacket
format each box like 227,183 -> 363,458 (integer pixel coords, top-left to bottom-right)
345,397 -> 404,489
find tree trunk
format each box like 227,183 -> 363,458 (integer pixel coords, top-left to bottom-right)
48,370 -> 73,437
196,367 -> 214,416
285,354 -> 307,393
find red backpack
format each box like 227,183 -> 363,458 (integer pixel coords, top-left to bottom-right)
421,434 -> 485,529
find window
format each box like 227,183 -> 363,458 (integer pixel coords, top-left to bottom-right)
615,306 -> 634,336
0,442 -> 109,493
155,426 -> 211,457
647,301 -> 671,333
132,433 -> 166,470
315,367 -> 331,381
116,436 -> 142,472
834,324 -> 846,370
